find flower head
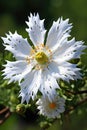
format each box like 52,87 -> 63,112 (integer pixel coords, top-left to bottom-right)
36,95 -> 65,118
2,13 -> 85,103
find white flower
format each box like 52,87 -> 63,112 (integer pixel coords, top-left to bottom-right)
2,13 -> 85,103
36,95 -> 65,118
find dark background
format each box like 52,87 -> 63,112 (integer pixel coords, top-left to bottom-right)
0,0 -> 87,41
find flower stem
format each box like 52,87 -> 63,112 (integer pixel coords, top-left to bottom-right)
64,97 -> 87,115
0,107 -> 11,125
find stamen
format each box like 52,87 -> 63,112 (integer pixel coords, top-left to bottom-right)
26,44 -> 52,69
35,51 -> 49,65
26,56 -> 30,64
49,102 -> 56,109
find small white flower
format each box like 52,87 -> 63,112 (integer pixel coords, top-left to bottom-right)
2,13 -> 85,103
36,95 -> 65,118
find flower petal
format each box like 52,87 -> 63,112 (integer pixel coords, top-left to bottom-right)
48,61 -> 81,82
53,38 -> 85,62
2,60 -> 33,83
20,69 -> 42,103
2,31 -> 31,60
26,13 -> 46,46
46,17 -> 72,50
40,68 -> 59,101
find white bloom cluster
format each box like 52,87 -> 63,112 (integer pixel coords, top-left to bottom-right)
2,13 -> 85,118
36,94 -> 65,118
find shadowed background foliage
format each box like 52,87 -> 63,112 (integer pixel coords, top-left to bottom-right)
0,0 -> 87,130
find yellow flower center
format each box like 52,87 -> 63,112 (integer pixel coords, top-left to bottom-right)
35,51 -> 49,65
49,102 -> 56,109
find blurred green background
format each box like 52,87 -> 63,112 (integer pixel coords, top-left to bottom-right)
0,0 -> 87,130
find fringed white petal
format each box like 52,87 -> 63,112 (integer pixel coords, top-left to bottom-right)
46,18 -> 72,50
39,68 -> 59,101
53,38 -> 85,61
26,13 -> 46,46
48,61 -> 82,82
2,60 -> 34,84
19,70 -> 42,103
2,31 -> 31,60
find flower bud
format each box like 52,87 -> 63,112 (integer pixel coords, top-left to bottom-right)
16,104 -> 26,115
